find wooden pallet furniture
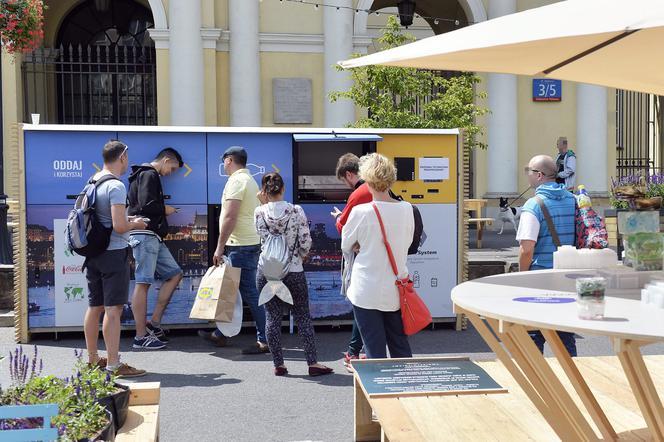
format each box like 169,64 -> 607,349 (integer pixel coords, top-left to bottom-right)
464,199 -> 494,248
468,217 -> 494,248
354,355 -> 664,441
116,382 -> 161,442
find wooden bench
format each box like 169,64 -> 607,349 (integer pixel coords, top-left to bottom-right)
354,355 -> 664,441
116,382 -> 160,442
468,217 -> 494,248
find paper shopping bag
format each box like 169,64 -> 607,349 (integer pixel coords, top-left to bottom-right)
189,264 -> 241,322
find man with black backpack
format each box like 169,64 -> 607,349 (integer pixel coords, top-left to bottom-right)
127,148 -> 184,350
83,140 -> 147,378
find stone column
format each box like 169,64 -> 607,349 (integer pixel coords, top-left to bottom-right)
485,0 -> 518,197
577,84 -> 608,195
202,28 -> 222,126
229,0 -> 261,127
168,0 -> 205,125
324,0 -> 355,127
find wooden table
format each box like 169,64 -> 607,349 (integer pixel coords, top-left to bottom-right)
353,355 -> 664,441
452,269 -> 664,442
464,199 -> 493,248
464,199 -> 488,215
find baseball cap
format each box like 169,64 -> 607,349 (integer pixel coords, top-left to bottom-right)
222,146 -> 247,164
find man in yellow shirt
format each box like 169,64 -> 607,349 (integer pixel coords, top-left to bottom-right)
198,146 -> 268,354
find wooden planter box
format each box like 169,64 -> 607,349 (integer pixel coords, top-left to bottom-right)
116,382 -> 160,442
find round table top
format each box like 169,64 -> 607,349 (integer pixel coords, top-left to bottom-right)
451,269 -> 664,342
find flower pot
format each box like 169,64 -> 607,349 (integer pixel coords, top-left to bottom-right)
97,383 -> 129,433
78,409 -> 115,442
635,196 -> 663,210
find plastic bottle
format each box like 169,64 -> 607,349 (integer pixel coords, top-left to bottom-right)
576,185 -> 592,209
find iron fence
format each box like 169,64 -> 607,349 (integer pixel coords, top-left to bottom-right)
21,44 -> 157,126
615,90 -> 663,178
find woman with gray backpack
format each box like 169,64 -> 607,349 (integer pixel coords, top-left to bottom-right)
255,173 -> 333,377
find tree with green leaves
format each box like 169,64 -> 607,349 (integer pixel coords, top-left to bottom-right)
330,16 -> 488,150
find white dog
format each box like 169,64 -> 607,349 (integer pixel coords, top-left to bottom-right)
498,197 -> 522,235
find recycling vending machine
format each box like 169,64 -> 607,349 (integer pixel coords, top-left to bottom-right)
14,125 -> 463,340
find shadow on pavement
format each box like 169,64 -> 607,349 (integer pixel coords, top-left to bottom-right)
20,324 -> 495,359
138,372 -> 242,388
282,373 -> 352,386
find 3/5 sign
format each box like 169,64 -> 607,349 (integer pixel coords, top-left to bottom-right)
533,79 -> 562,102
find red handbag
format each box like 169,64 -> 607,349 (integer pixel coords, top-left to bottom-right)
372,203 -> 432,336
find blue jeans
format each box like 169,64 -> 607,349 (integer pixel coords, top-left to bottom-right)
214,245 -> 266,344
129,234 -> 182,285
347,317 -> 364,357
529,331 -> 577,357
353,305 -> 412,359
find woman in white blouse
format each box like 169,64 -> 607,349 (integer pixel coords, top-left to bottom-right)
341,153 -> 414,359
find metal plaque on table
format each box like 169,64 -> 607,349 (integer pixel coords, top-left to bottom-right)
353,357 -> 506,397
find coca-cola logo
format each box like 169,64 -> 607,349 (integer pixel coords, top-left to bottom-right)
62,265 -> 83,274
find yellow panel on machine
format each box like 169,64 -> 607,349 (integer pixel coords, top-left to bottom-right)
376,134 -> 458,204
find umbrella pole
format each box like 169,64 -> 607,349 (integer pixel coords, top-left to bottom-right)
543,29 -> 639,75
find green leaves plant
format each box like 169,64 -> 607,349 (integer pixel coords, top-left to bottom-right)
330,16 -> 488,150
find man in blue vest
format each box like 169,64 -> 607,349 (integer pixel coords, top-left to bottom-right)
516,155 -> 577,356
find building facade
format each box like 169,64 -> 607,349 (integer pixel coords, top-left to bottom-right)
2,0 -> 661,209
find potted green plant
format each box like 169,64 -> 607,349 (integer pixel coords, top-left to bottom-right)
607,174 -> 664,253
1,346 -> 120,441
73,350 -> 130,433
609,174 -> 664,211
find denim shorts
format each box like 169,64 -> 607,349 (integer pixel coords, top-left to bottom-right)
129,234 -> 182,285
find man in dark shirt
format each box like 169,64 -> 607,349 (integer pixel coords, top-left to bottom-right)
127,148 -> 184,350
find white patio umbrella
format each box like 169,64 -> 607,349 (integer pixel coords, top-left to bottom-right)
339,0 -> 664,95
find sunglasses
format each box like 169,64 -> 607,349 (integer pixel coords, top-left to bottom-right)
524,166 -> 541,175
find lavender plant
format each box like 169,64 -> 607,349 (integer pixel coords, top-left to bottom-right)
1,347 -> 117,440
8,345 -> 43,386
610,174 -> 664,209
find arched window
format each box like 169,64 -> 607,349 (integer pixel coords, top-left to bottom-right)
55,0 -> 156,125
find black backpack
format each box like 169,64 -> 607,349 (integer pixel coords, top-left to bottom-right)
389,190 -> 424,255
66,174 -> 119,258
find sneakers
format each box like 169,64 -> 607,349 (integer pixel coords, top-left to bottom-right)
197,330 -> 228,347
146,322 -> 169,343
241,342 -> 270,355
107,363 -> 146,379
133,335 -> 166,350
343,352 -> 367,373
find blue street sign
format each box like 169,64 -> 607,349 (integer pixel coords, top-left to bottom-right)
533,79 -> 562,102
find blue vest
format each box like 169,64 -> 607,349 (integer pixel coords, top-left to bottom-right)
522,184 -> 576,270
